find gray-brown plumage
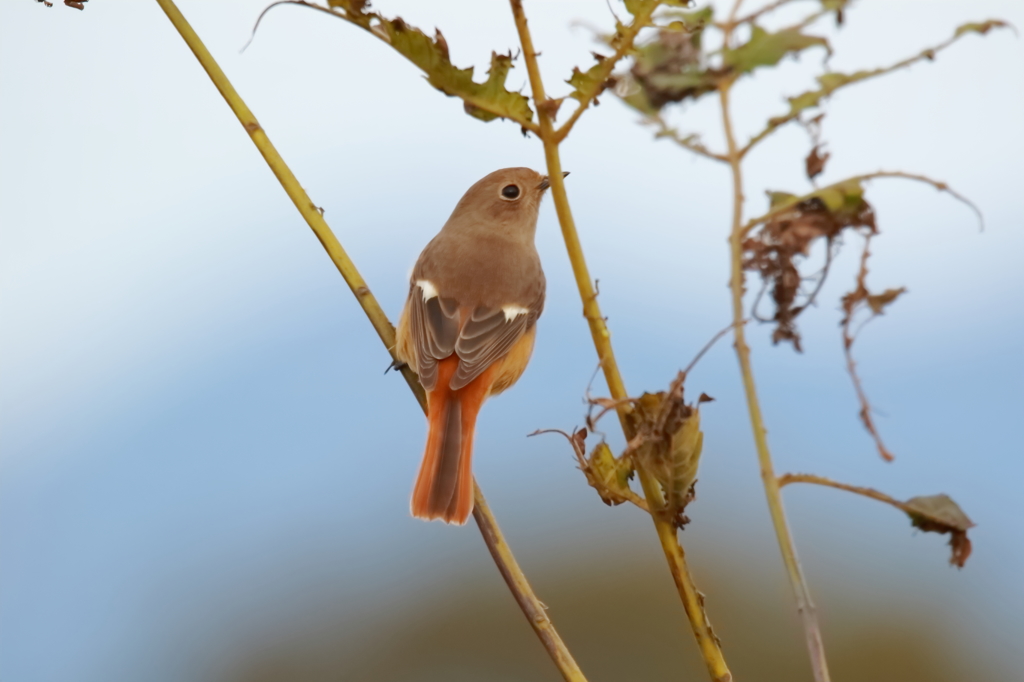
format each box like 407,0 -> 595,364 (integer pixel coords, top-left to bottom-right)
396,167 -> 552,524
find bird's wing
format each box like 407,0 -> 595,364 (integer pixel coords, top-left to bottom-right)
450,305 -> 535,390
407,282 -> 540,391
408,287 -> 461,391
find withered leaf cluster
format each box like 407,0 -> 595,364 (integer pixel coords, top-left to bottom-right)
627,23 -> 720,111
619,7 -> 831,115
743,181 -> 876,350
541,373 -> 707,526
624,372 -> 705,528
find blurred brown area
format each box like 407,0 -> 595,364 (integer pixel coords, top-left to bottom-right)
226,545 -> 985,682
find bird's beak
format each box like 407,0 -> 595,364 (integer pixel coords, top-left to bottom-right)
536,171 -> 569,191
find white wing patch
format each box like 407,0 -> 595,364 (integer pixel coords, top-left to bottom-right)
416,279 -> 439,302
502,304 -> 529,322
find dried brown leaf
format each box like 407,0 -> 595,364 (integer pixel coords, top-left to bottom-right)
904,494 -> 976,568
805,145 -> 830,180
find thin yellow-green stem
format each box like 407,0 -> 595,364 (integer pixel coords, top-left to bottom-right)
509,0 -> 630,420
511,2 -> 731,681
719,78 -> 831,682
160,0 -> 417,398
154,2 -> 586,680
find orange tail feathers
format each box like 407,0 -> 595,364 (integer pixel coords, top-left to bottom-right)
411,357 -> 497,525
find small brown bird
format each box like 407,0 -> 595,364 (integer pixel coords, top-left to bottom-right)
396,167 -> 554,525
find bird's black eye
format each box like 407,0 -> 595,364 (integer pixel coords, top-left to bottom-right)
501,184 -> 521,200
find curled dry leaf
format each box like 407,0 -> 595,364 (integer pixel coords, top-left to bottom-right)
805,145 -> 830,180
585,441 -> 636,507
530,427 -> 642,510
903,494 -> 975,568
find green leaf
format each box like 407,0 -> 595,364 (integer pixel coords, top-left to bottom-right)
723,25 -> 830,75
659,6 -> 715,30
767,191 -> 798,208
770,69 -> 885,126
567,55 -> 610,103
623,0 -> 666,16
903,494 -> 975,568
325,2 -> 533,126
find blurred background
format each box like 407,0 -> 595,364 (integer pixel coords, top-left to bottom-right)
2,1 -> 1022,680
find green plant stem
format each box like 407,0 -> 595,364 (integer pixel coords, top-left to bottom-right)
509,0 -> 630,419
719,80 -> 831,682
510,2 -> 732,681
154,2 -> 586,680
